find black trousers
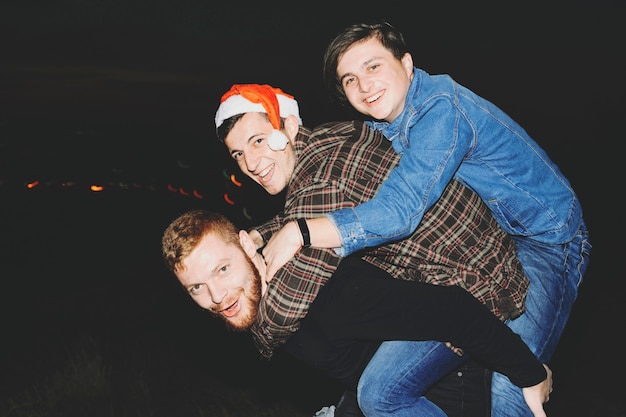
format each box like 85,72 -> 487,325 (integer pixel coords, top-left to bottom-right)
335,360 -> 492,417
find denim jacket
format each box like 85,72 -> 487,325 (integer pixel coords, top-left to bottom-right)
328,67 -> 584,256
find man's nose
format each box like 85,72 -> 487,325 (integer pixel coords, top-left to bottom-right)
243,149 -> 262,172
206,281 -> 227,305
359,77 -> 373,93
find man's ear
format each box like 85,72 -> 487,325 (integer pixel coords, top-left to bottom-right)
284,114 -> 300,140
401,52 -> 414,76
239,230 -> 259,258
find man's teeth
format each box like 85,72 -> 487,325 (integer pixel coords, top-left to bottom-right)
259,164 -> 274,178
367,92 -> 382,103
222,300 -> 237,313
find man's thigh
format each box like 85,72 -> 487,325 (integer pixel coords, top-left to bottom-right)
358,340 -> 473,415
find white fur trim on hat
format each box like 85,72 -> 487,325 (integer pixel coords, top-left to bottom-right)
215,87 -> 303,129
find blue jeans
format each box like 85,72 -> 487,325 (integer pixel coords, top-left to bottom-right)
358,340 -> 467,416
491,222 -> 591,417
357,222 -> 591,417
338,360 -> 491,417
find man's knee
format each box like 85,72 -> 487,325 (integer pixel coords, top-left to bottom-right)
356,379 -> 386,415
491,372 -> 532,417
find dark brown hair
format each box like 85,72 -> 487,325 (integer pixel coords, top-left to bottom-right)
322,21 -> 409,106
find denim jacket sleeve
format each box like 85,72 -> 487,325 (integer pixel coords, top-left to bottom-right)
328,96 -> 474,256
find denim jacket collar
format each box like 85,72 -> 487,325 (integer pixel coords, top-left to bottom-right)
367,67 -> 422,150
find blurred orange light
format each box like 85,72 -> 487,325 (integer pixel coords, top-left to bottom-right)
230,174 -> 242,187
223,193 -> 235,205
90,184 -> 104,192
26,180 -> 40,189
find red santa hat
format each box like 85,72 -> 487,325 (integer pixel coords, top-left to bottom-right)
215,84 -> 303,130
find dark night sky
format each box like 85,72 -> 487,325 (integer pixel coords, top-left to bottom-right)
2,2 -> 624,192
3,1 -> 624,127
2,1 -> 622,244
1,1 -> 625,415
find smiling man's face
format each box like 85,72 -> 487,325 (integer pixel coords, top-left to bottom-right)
174,232 -> 262,331
224,112 -> 298,196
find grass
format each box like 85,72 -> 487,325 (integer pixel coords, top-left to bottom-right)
0,333 -> 332,417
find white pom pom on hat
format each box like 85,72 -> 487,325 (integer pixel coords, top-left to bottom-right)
215,84 -> 303,130
266,130 -> 290,151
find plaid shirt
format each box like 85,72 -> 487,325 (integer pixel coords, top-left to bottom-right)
251,120 -> 528,358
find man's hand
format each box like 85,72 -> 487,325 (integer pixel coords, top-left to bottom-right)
262,221 -> 302,281
248,229 -> 264,250
522,363 -> 553,417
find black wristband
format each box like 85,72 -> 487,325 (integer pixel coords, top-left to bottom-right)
296,218 -> 311,248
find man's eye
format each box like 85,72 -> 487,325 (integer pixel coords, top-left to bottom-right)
189,284 -> 205,295
232,151 -> 243,160
254,137 -> 265,146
